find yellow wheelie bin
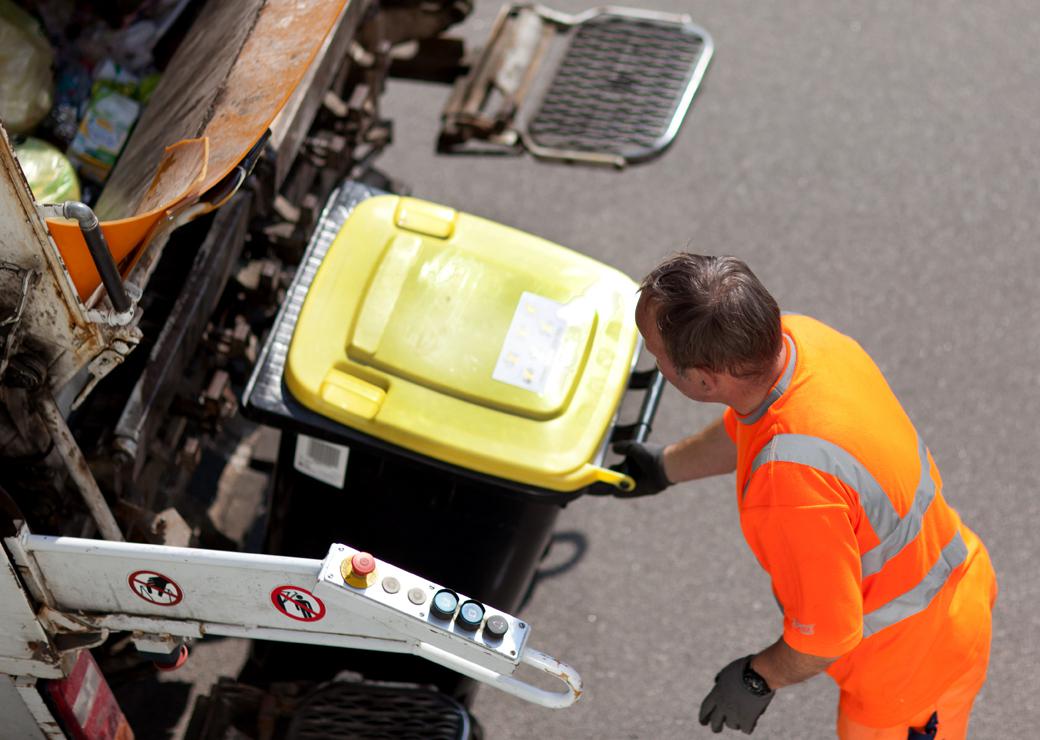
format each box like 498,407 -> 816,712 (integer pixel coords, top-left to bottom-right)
243,181 -> 662,693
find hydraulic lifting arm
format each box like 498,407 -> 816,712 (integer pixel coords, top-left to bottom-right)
1,523 -> 582,710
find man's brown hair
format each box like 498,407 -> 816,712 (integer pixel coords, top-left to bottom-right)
640,253 -> 782,379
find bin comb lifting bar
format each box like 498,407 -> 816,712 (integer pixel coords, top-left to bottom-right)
3,525 -> 582,709
439,4 -> 714,166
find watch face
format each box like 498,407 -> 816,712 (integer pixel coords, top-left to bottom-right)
742,664 -> 771,695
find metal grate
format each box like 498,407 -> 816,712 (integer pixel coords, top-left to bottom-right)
286,682 -> 472,740
527,12 -> 711,163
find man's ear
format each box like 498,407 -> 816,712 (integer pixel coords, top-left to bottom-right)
701,371 -> 719,392
686,367 -> 718,392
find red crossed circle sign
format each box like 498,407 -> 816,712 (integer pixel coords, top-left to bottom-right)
128,570 -> 183,606
271,585 -> 326,622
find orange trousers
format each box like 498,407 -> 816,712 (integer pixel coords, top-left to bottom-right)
836,643 -> 990,740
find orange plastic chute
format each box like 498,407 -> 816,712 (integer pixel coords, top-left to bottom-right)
45,0 -> 349,301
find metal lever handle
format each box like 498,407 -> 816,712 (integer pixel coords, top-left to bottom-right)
580,368 -> 667,493
416,642 -> 583,709
611,367 -> 666,445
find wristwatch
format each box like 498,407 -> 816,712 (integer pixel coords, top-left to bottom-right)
742,659 -> 773,696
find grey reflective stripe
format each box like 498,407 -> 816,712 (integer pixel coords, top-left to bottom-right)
738,335 -> 797,425
742,431 -> 964,635
742,434 -> 901,542
861,435 -> 935,577
863,531 -> 968,636
744,432 -> 939,579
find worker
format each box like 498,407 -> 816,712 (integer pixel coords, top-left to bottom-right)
605,253 -> 997,738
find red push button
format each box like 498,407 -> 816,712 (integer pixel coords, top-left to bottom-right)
341,552 -> 378,588
351,552 -> 376,576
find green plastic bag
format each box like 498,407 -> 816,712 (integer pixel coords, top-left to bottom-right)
13,137 -> 81,203
0,0 -> 54,133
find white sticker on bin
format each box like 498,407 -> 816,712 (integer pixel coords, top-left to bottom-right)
493,292 -> 567,394
294,434 -> 349,488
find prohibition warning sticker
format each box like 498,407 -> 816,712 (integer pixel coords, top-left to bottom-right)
128,570 -> 183,606
271,585 -> 326,622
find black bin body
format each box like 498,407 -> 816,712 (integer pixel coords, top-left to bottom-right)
245,431 -> 564,700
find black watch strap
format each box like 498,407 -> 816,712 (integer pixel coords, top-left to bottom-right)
742,659 -> 773,696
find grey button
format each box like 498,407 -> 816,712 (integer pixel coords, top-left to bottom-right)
485,614 -> 509,639
382,577 -> 400,594
407,587 -> 427,605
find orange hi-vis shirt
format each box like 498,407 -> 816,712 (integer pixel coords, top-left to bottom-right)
723,314 -> 997,727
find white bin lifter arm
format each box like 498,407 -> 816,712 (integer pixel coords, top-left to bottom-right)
3,524 -> 582,709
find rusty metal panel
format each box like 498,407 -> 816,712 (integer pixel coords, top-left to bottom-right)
93,0 -> 266,222
268,0 -> 368,189
0,541 -> 62,679
0,127 -> 108,393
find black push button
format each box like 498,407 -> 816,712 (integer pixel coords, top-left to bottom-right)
484,614 -> 509,639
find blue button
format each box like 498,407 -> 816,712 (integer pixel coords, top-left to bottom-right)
458,600 -> 485,631
431,589 -> 459,619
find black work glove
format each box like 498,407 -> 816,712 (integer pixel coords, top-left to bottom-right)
698,656 -> 775,734
589,440 -> 671,497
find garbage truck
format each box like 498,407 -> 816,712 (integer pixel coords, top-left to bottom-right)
0,0 -> 710,736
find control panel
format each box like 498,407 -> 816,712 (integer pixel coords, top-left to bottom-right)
313,544 -> 530,674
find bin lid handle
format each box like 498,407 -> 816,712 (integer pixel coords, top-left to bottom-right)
590,465 -> 636,492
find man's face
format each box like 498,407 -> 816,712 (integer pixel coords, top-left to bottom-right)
635,295 -> 717,403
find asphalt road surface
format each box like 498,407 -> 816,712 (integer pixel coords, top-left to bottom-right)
373,1 -> 1039,738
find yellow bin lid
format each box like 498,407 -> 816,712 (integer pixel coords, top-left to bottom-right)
285,195 -> 640,492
